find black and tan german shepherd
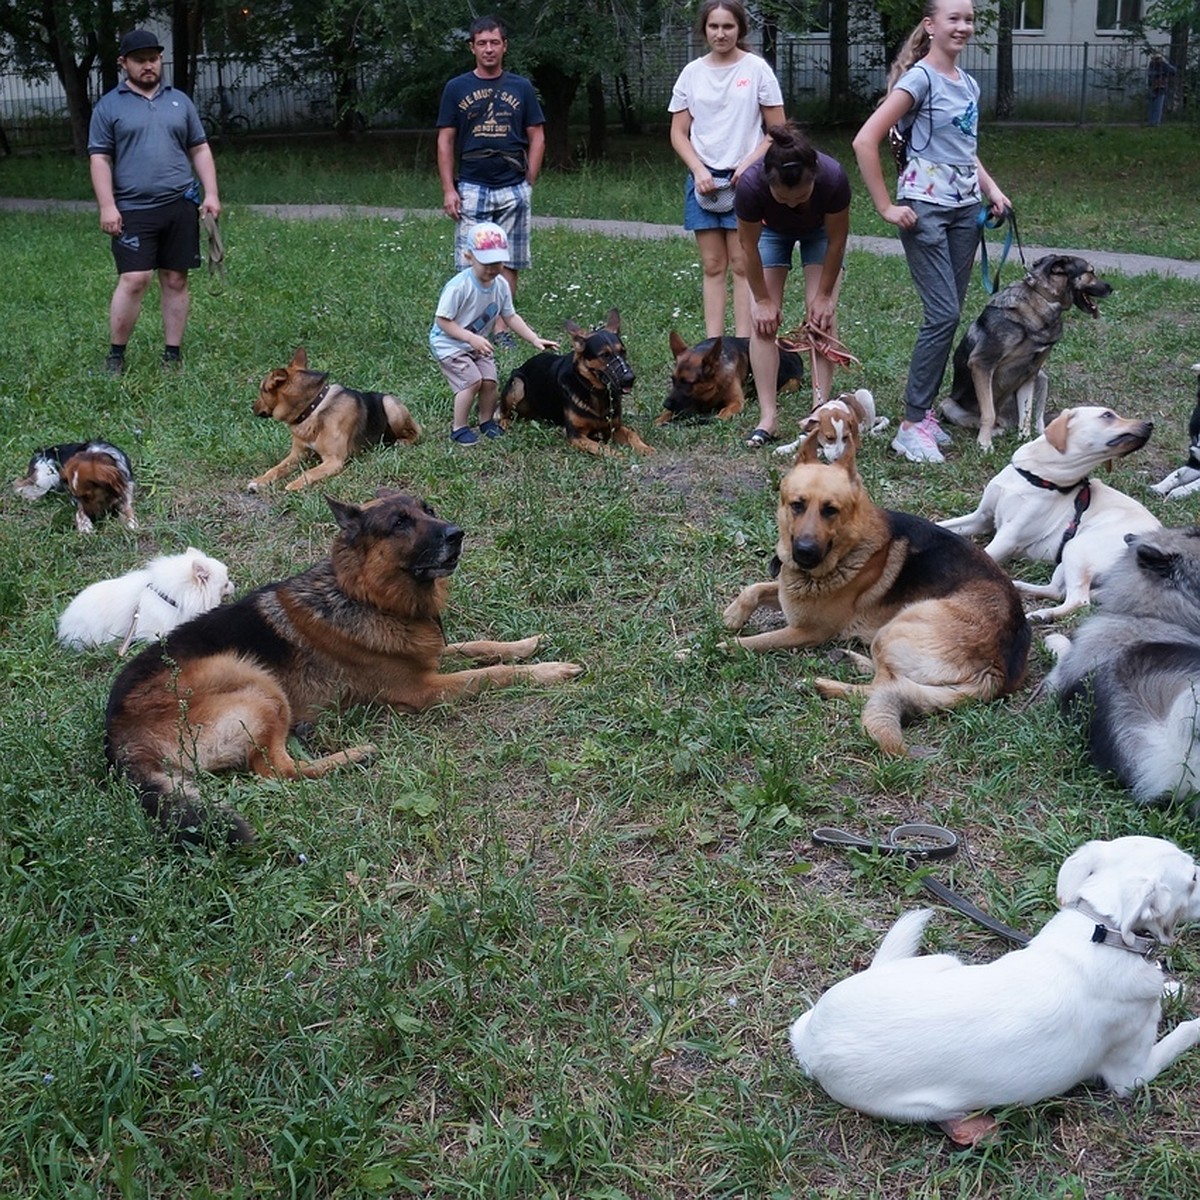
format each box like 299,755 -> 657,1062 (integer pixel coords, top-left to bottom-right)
105,490 -> 581,845
659,331 -> 806,424
940,255 -> 1113,452
499,308 -> 652,454
723,435 -> 1030,755
248,346 -> 420,492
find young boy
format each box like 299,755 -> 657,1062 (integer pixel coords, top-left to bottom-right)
430,222 -> 556,445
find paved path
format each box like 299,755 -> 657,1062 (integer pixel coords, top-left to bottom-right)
5,196 -> 1199,281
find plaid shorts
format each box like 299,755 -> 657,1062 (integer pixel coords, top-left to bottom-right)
455,180 -> 532,271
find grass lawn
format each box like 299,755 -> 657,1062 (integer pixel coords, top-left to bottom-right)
1,128 -> 1200,1197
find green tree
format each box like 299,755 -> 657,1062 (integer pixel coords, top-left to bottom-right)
0,0 -> 131,153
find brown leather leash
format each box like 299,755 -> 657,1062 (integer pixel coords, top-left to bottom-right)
201,211 -> 225,295
776,322 -> 861,408
811,825 -> 1032,947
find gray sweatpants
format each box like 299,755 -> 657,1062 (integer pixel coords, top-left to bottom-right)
898,201 -> 981,424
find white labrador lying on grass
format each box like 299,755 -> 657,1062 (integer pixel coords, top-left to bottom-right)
790,836 -> 1200,1146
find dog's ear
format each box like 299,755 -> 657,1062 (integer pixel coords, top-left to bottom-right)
702,338 -> 726,369
838,435 -> 861,480
264,367 -> 290,393
603,308 -> 621,334
669,330 -> 688,358
1044,410 -> 1071,454
325,495 -> 364,541
565,320 -> 587,354
191,557 -> 211,588
290,347 -> 309,368
795,429 -> 822,465
1056,839 -> 1107,905
1115,876 -> 1179,946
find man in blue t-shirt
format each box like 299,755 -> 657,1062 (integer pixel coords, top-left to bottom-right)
436,16 -> 544,347
87,28 -> 221,375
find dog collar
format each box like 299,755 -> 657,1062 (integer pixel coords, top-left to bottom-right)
292,382 -> 331,425
1014,467 -> 1086,494
1069,900 -> 1161,957
147,584 -> 180,610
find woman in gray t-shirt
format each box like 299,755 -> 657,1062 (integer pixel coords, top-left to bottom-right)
852,0 -> 1010,464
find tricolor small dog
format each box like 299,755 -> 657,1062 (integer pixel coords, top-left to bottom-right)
775,388 -> 887,461
57,548 -> 234,654
790,836 -> 1200,1146
13,441 -> 136,533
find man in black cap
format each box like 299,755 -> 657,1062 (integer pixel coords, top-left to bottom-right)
87,29 -> 221,374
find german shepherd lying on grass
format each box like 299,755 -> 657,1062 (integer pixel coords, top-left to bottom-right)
723,436 -> 1030,754
500,308 -> 652,455
248,346 -> 420,492
659,331 -> 805,424
106,490 -> 582,845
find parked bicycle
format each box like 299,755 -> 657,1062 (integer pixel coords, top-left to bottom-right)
203,86 -> 250,136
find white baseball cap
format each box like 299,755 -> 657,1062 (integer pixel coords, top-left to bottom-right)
467,222 -> 510,264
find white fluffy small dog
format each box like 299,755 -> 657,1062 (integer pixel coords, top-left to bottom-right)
790,836 -> 1200,1145
57,547 -> 234,652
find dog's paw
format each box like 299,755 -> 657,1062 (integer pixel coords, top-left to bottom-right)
721,601 -> 751,631
246,479 -> 260,494
531,661 -> 584,684
506,635 -> 541,660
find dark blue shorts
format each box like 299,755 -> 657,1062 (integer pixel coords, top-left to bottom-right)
111,197 -> 201,274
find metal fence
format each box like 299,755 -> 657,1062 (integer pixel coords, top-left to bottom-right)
0,37 -> 1181,152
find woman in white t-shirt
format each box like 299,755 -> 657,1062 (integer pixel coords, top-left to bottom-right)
669,0 -> 784,337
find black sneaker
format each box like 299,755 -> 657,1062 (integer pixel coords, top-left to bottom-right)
161,352 -> 184,372
104,352 -> 126,376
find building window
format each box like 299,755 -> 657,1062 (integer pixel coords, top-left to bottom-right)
1017,0 -> 1045,31
1096,0 -> 1141,31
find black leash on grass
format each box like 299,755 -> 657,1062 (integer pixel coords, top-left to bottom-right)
811,824 -> 1032,947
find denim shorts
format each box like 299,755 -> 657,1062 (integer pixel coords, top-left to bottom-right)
683,173 -> 737,232
758,225 -> 830,271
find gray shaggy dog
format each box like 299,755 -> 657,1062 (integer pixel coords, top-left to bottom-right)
1045,526 -> 1200,808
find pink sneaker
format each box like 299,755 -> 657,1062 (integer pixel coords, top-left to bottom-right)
921,409 -> 952,446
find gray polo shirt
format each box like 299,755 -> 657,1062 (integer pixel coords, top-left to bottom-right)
87,82 -> 207,210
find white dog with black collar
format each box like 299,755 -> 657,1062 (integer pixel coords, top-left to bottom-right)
789,836 -> 1200,1145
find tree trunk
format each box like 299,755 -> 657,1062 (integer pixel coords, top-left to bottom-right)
996,0 -> 1015,119
1169,19 -> 1188,115
531,63 -> 580,170
171,0 -> 194,97
761,13 -> 777,73
828,0 -> 850,114
42,3 -> 94,155
586,74 -> 606,160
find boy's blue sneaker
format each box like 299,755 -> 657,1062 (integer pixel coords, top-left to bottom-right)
479,420 -> 505,439
493,331 -> 518,350
450,426 -> 479,445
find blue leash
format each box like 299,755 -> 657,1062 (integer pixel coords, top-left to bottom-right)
977,204 -> 1024,294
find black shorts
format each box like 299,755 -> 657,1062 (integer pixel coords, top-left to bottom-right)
111,197 -> 201,274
